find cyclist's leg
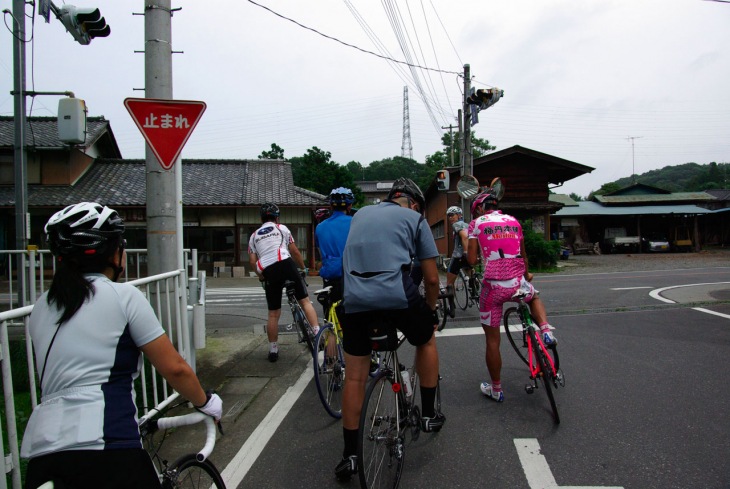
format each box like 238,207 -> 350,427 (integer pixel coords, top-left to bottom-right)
523,279 -> 557,344
336,311 -> 375,479
287,260 -> 320,334
479,280 -> 515,401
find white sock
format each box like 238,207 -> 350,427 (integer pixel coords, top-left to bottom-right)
270,342 -> 278,353
312,325 -> 320,336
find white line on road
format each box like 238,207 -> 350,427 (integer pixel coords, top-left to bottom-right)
514,438 -> 624,489
220,366 -> 314,488
649,281 -> 730,304
692,307 -> 730,319
610,286 -> 652,290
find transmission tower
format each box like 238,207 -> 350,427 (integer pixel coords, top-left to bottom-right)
401,86 -> 413,160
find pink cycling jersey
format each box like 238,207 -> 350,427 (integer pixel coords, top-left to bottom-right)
469,210 -> 534,327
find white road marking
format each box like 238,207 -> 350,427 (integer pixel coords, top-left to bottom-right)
649,282 -> 730,320
220,366 -> 313,488
692,307 -> 730,319
610,286 -> 652,290
515,438 -> 624,489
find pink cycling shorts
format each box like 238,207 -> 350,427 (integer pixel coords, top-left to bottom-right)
479,277 -> 536,328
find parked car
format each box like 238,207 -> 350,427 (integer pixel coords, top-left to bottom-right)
641,233 -> 670,252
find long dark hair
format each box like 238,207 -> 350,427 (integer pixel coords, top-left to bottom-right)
47,240 -> 121,325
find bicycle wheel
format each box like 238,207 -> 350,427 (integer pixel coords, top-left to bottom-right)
453,273 -> 468,311
313,324 -> 345,418
358,371 -> 405,489
437,296 -> 448,331
294,307 -> 315,354
529,329 -> 560,425
503,307 -> 530,366
166,454 -> 226,489
469,275 -> 481,304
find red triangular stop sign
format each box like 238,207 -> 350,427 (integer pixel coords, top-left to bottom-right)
124,98 -> 206,170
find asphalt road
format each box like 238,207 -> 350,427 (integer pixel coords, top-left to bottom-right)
172,262 -> 730,489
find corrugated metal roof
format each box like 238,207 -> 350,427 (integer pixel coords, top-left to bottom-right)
549,194 -> 578,207
554,201 -> 714,217
594,192 -> 716,204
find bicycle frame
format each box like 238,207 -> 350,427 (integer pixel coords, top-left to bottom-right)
518,303 -> 558,380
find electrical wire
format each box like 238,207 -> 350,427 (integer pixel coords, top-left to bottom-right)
246,0 -> 460,76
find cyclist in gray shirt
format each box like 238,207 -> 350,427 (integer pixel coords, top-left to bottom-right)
335,178 -> 445,480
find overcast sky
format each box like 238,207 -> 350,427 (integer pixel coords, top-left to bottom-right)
2,0 -> 729,197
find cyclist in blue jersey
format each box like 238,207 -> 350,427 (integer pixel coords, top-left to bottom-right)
22,202 -> 221,489
314,187 -> 355,312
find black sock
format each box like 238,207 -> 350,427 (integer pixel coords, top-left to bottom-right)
343,428 -> 358,458
420,386 -> 437,418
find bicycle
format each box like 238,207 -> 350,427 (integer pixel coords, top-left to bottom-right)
139,400 -> 226,488
284,274 -> 316,355
312,286 -> 382,418
502,289 -> 564,424
358,322 -> 442,488
453,266 -> 481,311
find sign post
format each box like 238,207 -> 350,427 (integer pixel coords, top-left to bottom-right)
124,98 -> 206,170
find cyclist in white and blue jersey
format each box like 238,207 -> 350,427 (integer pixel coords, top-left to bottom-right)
21,202 -> 221,489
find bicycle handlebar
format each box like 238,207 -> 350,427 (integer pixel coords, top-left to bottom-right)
155,412 -> 217,462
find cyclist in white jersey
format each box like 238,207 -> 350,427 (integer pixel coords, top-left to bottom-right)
21,202 -> 222,489
249,203 -> 320,362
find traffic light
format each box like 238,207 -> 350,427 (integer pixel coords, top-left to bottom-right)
467,88 -> 504,111
57,5 -> 110,45
436,169 -> 450,191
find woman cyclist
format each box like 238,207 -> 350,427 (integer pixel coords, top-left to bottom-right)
21,202 -> 222,489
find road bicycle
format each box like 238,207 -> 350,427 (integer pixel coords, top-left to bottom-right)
358,323 -> 442,489
284,275 -> 316,355
312,285 -> 382,418
453,266 -> 481,311
503,289 -> 564,424
139,401 -> 226,488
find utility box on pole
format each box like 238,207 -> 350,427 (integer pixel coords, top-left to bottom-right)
58,97 -> 87,144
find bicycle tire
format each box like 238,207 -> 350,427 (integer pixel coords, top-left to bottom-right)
503,307 -> 530,366
529,329 -> 560,425
437,297 -> 448,331
454,273 -> 468,311
165,453 -> 226,489
313,324 -> 345,418
294,307 -> 315,355
469,275 -> 481,304
358,371 -> 405,489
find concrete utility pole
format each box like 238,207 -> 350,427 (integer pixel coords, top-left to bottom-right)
441,123 -> 458,167
144,0 -> 180,275
12,0 -> 29,308
462,64 -> 472,179
462,64 -> 472,216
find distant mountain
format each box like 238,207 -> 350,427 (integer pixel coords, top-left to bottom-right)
591,162 -> 729,196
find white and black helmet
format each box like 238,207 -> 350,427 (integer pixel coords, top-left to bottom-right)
45,202 -> 125,257
447,206 -> 462,216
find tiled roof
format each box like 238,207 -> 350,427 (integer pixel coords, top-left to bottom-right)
0,159 -> 327,207
594,192 -> 716,205
0,116 -> 112,149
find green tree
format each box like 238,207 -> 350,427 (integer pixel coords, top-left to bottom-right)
289,146 -> 358,198
258,143 -> 285,160
568,193 -> 583,202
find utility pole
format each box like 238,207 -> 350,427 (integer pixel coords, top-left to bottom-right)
627,136 -> 643,184
11,0 -> 29,309
462,64 -> 472,216
441,123 -> 458,167
144,0 -> 180,275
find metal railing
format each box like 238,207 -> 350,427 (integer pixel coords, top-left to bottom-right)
0,260 -> 206,489
0,248 -> 198,312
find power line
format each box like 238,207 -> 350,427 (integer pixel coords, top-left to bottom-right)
246,0 -> 461,75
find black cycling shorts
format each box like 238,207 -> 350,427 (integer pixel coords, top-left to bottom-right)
262,258 -> 308,310
340,303 -> 436,357
447,256 -> 470,275
25,448 -> 161,489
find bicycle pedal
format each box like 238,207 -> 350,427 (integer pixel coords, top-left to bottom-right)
525,385 -> 535,394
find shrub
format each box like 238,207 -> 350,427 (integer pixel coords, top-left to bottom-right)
522,220 -> 560,271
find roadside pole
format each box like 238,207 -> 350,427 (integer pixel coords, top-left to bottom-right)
462,64 -> 472,217
144,0 -> 178,277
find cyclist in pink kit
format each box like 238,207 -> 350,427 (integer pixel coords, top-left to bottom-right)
467,186 -> 556,402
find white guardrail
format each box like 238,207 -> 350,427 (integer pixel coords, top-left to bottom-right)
0,250 -> 206,489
